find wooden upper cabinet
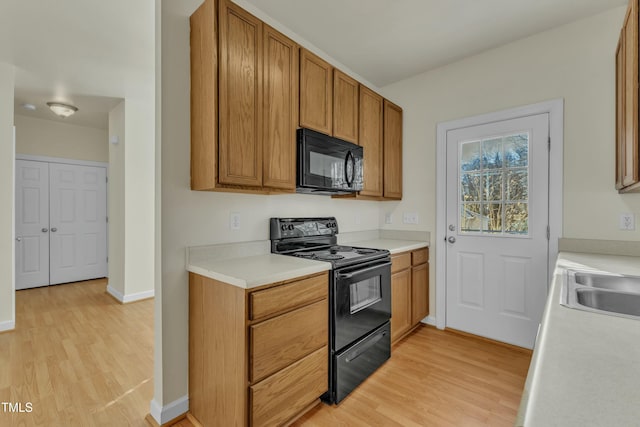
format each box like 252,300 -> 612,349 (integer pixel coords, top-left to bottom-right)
190,0 -> 218,191
333,70 -> 359,143
218,0 -> 263,187
383,99 -> 403,199
616,0 -> 640,193
358,86 -> 383,197
623,0 -> 639,188
262,25 -> 299,191
300,49 -> 333,135
616,35 -> 626,190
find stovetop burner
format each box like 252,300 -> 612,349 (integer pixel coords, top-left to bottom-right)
271,217 -> 390,268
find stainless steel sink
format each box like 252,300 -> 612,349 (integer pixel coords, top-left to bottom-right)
561,270 -> 640,320
573,272 -> 640,292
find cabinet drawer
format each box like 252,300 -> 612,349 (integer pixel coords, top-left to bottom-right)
250,346 -> 327,427
249,274 -> 327,320
250,299 -> 328,383
412,248 -> 429,265
391,252 -> 411,273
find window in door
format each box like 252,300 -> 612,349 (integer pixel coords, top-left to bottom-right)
459,132 -> 530,236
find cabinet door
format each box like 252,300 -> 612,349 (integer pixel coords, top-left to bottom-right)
218,0 -> 263,187
262,25 -> 298,191
300,49 -> 333,135
190,0 -> 218,191
391,268 -> 412,343
359,86 -> 383,197
333,70 -> 359,143
411,262 -> 429,325
383,99 -> 403,199
616,35 -> 625,190
622,1 -> 639,188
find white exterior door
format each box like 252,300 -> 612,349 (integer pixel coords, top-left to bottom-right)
445,114 -> 549,349
15,160 -> 50,290
49,163 -> 108,285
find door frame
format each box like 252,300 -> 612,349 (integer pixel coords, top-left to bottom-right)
435,99 -> 564,330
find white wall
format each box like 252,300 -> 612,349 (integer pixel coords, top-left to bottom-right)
157,0 -> 383,412
380,6 -> 640,317
108,101 -> 126,296
14,115 -> 108,162
0,63 -> 15,331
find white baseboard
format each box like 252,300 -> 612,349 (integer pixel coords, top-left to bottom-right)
421,315 -> 437,327
107,285 -> 154,303
0,320 -> 15,332
149,395 -> 189,425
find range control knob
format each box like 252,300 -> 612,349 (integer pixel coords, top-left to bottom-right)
288,224 -> 295,230
281,224 -> 288,231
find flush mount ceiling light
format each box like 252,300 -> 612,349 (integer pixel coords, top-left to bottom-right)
46,102 -> 78,118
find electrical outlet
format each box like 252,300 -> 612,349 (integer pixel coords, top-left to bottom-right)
402,212 -> 419,225
229,212 -> 241,230
354,215 -> 361,225
385,213 -> 393,224
619,213 -> 635,231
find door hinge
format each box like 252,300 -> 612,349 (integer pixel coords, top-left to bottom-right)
107,256 -> 109,263
546,225 -> 550,240
548,136 -> 551,151
106,216 -> 109,223
106,176 -> 108,183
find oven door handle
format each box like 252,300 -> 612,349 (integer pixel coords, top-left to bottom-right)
345,329 -> 388,363
337,261 -> 391,280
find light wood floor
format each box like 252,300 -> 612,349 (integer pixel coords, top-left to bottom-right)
292,326 -> 531,427
173,325 -> 531,427
0,279 -> 154,427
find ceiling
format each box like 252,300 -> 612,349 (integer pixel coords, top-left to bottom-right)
0,0 -> 154,129
243,0 -> 628,87
0,0 -> 627,130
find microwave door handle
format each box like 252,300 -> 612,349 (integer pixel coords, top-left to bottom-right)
344,150 -> 355,187
337,261 -> 391,280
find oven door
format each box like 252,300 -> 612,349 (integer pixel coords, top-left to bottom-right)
333,258 -> 391,351
298,128 -> 363,192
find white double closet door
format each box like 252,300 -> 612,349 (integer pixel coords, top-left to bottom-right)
15,159 -> 108,290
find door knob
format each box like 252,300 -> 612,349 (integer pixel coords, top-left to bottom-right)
449,224 -> 456,231
51,228 -> 58,232
15,237 -> 21,242
448,236 -> 456,244
42,228 -> 48,233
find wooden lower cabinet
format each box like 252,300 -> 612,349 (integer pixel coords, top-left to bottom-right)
189,271 -> 329,427
391,247 -> 429,345
391,268 -> 412,343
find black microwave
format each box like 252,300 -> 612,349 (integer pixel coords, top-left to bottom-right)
297,128 -> 364,195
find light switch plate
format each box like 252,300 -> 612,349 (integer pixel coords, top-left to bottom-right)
385,213 -> 393,224
619,213 -> 635,231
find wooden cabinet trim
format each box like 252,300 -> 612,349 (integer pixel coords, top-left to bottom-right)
249,298 -> 328,383
391,268 -> 412,343
383,99 -> 403,199
391,252 -> 411,273
333,69 -> 359,143
262,24 -> 299,191
412,248 -> 429,266
218,0 -> 263,187
358,85 -> 384,197
190,0 -> 218,191
411,262 -> 429,325
249,273 -> 327,321
250,347 -> 327,427
299,48 -> 333,135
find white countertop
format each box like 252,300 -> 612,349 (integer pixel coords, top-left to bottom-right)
187,253 -> 331,289
349,239 -> 428,255
187,238 -> 428,289
517,252 -> 640,426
